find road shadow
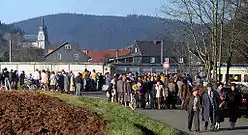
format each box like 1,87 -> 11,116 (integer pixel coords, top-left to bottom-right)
134,123 -> 157,135
134,123 -> 190,135
218,125 -> 248,131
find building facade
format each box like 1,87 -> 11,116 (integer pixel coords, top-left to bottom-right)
44,42 -> 90,62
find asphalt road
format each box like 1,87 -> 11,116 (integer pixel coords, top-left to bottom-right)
138,109 -> 248,135
83,92 -> 248,135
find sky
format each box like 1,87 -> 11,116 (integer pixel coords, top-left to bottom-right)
0,0 -> 165,24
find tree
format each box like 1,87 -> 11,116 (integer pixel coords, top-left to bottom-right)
222,0 -> 248,83
162,0 -> 228,82
12,47 -> 44,62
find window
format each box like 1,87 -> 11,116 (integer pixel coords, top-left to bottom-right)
141,57 -> 150,63
65,45 -> 71,50
179,58 -> 184,64
228,74 -> 241,82
150,57 -> 155,63
134,47 -> 138,53
74,54 -> 79,60
57,53 -> 61,60
244,74 -> 248,82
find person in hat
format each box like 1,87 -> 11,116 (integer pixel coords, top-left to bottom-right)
226,83 -> 242,130
202,83 -> 220,131
184,86 -> 201,132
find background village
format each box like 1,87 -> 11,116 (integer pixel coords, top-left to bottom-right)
1,19 -> 203,78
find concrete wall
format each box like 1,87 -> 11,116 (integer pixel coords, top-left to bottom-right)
0,62 -> 106,74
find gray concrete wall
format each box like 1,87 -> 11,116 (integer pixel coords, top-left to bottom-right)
0,62 -> 107,74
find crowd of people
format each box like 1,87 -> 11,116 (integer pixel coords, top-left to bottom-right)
0,68 -> 105,95
0,67 -> 243,132
103,72 -> 243,132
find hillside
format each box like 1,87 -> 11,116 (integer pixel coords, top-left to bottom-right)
12,13 -> 184,50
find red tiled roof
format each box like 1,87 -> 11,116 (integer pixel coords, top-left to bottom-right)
82,49 -> 130,63
48,49 -> 54,54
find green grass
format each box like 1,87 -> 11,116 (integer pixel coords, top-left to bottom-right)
38,91 -> 186,135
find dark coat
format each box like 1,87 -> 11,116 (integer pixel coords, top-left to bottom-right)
184,94 -> 201,113
202,90 -> 220,121
226,89 -> 242,120
117,80 -> 124,93
123,82 -> 132,102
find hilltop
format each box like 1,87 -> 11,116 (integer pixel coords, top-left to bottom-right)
12,13 -> 184,49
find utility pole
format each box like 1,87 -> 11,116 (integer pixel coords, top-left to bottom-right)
161,40 -> 164,64
9,40 -> 12,62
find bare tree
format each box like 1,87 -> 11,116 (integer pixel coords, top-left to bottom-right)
161,0 -> 229,82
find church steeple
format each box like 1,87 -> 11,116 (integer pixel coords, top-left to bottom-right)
37,18 -> 49,50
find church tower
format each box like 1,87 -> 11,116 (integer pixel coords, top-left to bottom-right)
37,19 -> 49,50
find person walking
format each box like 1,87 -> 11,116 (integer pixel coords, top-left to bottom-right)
202,83 -> 220,131
184,87 -> 201,132
215,82 -> 225,130
226,83 -> 242,130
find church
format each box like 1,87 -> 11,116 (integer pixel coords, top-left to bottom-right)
21,19 -> 49,50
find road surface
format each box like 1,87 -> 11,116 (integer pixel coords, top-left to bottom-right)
83,92 -> 248,135
138,109 -> 248,135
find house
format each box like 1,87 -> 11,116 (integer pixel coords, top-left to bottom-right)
109,40 -> 180,64
44,42 -> 90,62
82,49 -> 130,63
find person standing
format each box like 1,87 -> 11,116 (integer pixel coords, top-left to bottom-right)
123,78 -> 132,108
90,69 -> 97,91
41,70 -> 48,90
155,80 -> 165,110
202,83 -> 220,131
20,71 -> 25,86
184,87 -> 201,132
137,80 -> 145,109
63,72 -> 69,93
33,69 -> 40,89
69,72 -> 75,94
178,78 -> 187,109
75,73 -> 83,96
49,71 -> 56,91
116,76 -> 124,104
82,69 -> 88,90
226,83 -> 242,130
167,79 -> 177,109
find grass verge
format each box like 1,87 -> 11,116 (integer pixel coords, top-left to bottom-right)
38,91 -> 187,135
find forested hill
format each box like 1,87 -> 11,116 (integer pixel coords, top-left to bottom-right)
0,22 -> 22,61
12,13 -> 184,49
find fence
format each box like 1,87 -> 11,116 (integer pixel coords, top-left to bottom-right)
0,62 -> 109,74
